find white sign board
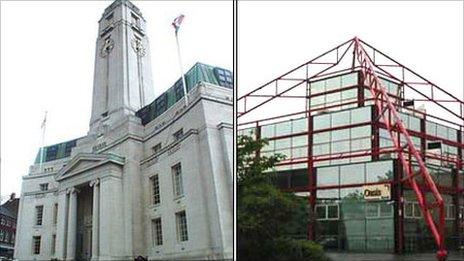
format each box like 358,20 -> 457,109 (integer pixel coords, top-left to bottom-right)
363,184 -> 391,200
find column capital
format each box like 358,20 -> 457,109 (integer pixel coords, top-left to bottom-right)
66,187 -> 80,194
90,179 -> 100,187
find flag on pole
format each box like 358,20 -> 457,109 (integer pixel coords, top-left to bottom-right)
41,111 -> 47,129
172,14 -> 185,34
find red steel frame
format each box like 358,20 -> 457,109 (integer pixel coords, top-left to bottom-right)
238,37 -> 464,261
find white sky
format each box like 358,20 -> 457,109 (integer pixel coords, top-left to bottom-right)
0,0 -> 232,202
238,1 -> 464,126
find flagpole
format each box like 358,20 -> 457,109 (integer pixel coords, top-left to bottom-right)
39,111 -> 47,171
175,29 -> 189,107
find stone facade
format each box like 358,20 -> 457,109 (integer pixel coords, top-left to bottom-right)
14,0 -> 233,260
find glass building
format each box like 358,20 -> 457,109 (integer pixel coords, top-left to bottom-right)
238,41 -> 464,255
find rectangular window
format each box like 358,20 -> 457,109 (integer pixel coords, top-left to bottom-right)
152,218 -> 163,246
173,128 -> 184,141
36,206 -> 44,226
315,205 -> 326,219
152,143 -> 162,154
172,163 -> 184,197
327,205 -> 339,219
33,236 -> 41,255
176,211 -> 188,242
131,13 -> 141,28
51,234 -> 56,255
53,203 -> 58,225
39,183 -> 48,191
151,175 -> 161,205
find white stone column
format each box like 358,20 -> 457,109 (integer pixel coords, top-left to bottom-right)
66,187 -> 78,260
99,175 -> 125,259
56,191 -> 69,259
90,179 -> 100,260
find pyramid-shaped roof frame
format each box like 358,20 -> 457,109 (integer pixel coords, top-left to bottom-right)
238,37 -> 463,132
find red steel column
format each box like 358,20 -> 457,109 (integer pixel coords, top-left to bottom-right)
394,159 -> 405,254
307,115 -> 316,241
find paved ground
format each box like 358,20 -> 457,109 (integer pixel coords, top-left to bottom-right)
326,252 -> 464,261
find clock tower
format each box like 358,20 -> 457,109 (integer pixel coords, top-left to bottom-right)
89,0 -> 154,134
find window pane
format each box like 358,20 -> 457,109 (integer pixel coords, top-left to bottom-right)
275,121 -> 291,136
313,132 -> 330,144
261,124 -> 275,138
311,96 -> 325,107
317,189 -> 339,199
326,77 -> 341,91
172,163 -> 184,197
276,148 -> 291,158
351,106 -> 371,124
366,161 -> 393,182
311,80 -> 325,94
275,138 -> 291,149
326,92 -> 341,104
316,205 -> 326,219
262,140 -> 275,152
314,114 -> 331,130
292,118 -> 307,133
331,129 -> 350,142
332,140 -> 350,153
409,116 -> 421,132
340,163 -> 365,185
292,146 -> 307,158
332,110 -> 350,127
341,88 -> 357,101
327,205 -> 339,219
379,202 -> 393,217
317,166 -> 339,186
313,143 -> 330,156
341,73 -> 358,86
292,135 -> 307,147
426,122 -> 436,135
366,203 -> 379,218
340,187 -> 363,200
351,126 -> 371,139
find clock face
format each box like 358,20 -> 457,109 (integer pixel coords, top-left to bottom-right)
100,38 -> 114,58
131,38 -> 146,57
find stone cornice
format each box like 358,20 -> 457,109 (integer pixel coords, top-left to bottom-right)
140,129 -> 199,167
217,122 -> 233,130
100,0 -> 144,22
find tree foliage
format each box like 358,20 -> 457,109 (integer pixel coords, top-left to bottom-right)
237,134 -> 330,261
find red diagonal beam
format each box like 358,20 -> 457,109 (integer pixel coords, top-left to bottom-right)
354,37 -> 447,261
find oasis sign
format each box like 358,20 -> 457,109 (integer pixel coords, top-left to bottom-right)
363,184 -> 391,200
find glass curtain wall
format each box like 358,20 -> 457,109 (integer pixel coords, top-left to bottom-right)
315,160 -> 395,252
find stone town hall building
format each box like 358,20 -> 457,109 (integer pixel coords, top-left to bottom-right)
14,0 -> 233,260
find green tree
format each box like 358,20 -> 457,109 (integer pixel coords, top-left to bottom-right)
237,134 -> 330,261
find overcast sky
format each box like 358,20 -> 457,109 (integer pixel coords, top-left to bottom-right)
0,0 -> 232,201
238,1 -> 464,125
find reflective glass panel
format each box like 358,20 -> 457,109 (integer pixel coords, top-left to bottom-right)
275,121 -> 292,136
261,124 -> 275,138
314,114 -> 331,130
340,163 -> 365,185
292,118 -> 307,132
332,110 -> 351,127
332,129 -> 350,141
341,73 -> 358,86
351,106 -> 371,124
365,161 -> 393,182
317,166 -> 339,186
